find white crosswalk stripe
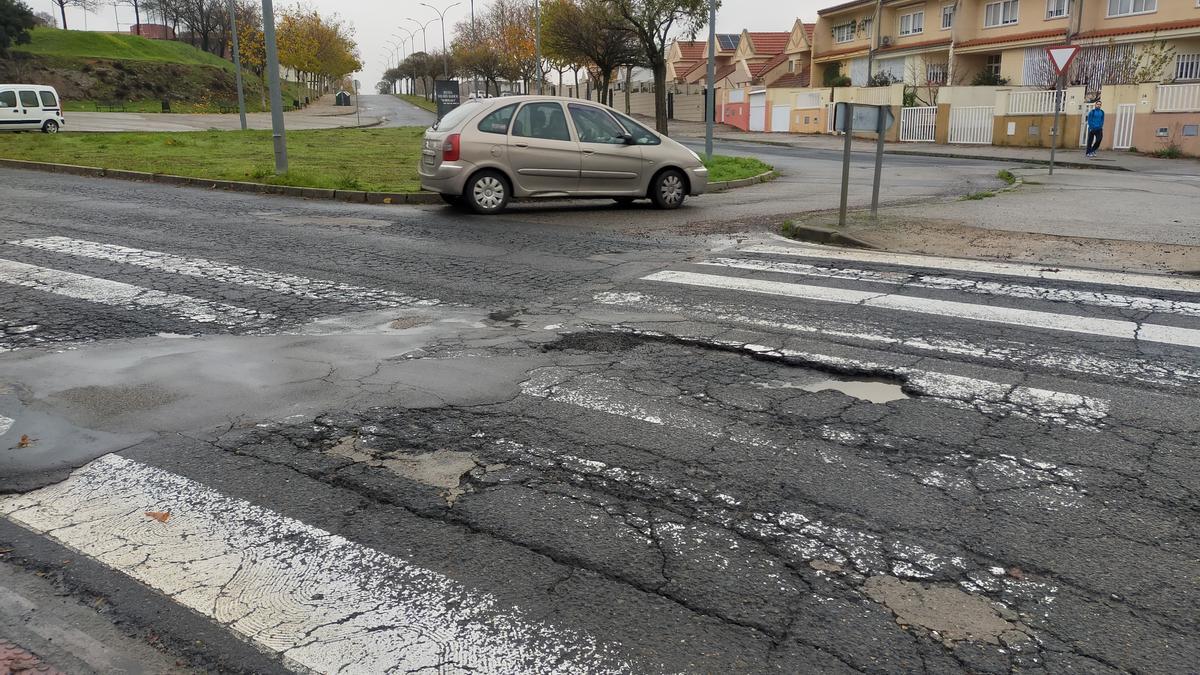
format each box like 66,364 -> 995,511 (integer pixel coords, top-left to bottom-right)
642,270 -> 1200,349
700,257 -> 1200,318
0,455 -> 630,674
745,242 -> 1200,294
11,236 -> 440,308
0,258 -> 274,328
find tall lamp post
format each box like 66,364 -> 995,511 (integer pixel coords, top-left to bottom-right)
228,0 -> 247,130
470,0 -> 478,96
534,0 -> 542,95
407,17 -> 435,54
393,29 -> 415,93
261,0 -> 287,173
419,2 -> 461,78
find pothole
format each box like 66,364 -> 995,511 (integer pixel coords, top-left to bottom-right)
328,435 -> 477,501
864,576 -> 1031,646
799,378 -> 911,404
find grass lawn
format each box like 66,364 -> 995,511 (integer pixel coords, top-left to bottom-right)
396,94 -> 438,113
0,127 -> 772,194
0,128 -> 426,193
704,155 -> 773,183
14,27 -> 237,71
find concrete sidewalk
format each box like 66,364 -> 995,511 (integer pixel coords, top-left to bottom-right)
64,94 -> 381,133
667,119 -> 1200,175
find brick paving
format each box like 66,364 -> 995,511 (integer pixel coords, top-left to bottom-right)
0,639 -> 62,675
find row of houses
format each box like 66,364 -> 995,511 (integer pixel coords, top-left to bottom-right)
667,0 -> 1200,155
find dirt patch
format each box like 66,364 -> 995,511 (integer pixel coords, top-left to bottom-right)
51,384 -> 180,420
389,317 -> 433,330
864,576 -> 1031,646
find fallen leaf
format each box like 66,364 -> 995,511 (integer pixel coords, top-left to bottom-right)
17,434 -> 36,448
383,197 -> 393,204
145,511 -> 170,523
1007,566 -> 1025,580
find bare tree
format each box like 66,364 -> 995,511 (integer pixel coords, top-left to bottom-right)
543,0 -> 638,107
49,0 -> 101,30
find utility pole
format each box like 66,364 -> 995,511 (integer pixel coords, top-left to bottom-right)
228,0 -> 247,130
471,0 -> 478,96
419,2 -> 460,78
261,0 -> 288,173
534,0 -> 542,94
704,0 -> 715,160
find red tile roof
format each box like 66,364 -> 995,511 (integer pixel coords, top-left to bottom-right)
746,32 -> 791,56
955,28 -> 1066,49
877,37 -> 951,54
683,60 -> 709,80
769,70 -> 812,89
714,63 -> 738,83
802,23 -> 815,44
675,41 -> 707,62
1076,18 -> 1200,40
753,51 -> 791,79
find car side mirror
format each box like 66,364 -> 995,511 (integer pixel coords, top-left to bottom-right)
621,133 -> 636,145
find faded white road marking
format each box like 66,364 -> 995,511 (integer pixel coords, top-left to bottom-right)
700,257 -> 1200,318
0,416 -> 13,436
746,242 -> 1200,294
11,236 -> 440,308
0,259 -> 273,327
642,270 -> 1200,349
0,455 -> 631,674
593,291 -> 1200,389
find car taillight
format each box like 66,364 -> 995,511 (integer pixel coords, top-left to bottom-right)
442,134 -> 461,162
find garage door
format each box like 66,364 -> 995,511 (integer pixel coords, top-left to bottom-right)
749,91 -> 766,132
770,105 -> 791,133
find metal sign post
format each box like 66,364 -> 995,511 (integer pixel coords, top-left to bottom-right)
838,103 -> 854,228
1045,45 -> 1080,176
834,102 -> 895,227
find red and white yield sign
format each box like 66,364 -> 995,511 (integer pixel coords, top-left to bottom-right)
1046,45 -> 1080,75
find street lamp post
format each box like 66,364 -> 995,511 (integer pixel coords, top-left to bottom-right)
228,0 -> 247,130
407,17 -> 435,54
470,0 -> 478,96
534,0 -> 542,95
261,0 -> 287,173
393,29 -> 414,94
419,2 -> 461,78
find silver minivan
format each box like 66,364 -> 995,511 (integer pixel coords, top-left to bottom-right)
0,84 -> 66,134
419,96 -> 709,214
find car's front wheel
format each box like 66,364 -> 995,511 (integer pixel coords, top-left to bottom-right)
42,120 -> 60,134
465,170 -> 510,214
650,169 -> 687,210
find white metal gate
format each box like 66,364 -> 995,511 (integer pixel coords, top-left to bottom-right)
770,105 -> 791,132
826,103 -> 836,133
749,91 -> 767,132
948,106 -> 994,144
899,106 -> 937,142
1113,103 -> 1136,150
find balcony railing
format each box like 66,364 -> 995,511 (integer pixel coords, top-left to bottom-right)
1007,89 -> 1059,115
1157,83 -> 1200,112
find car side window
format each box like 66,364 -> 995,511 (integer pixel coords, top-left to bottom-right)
19,91 -> 39,108
568,104 -> 628,145
0,91 -> 16,108
512,103 -> 572,142
477,104 -> 517,135
612,112 -> 661,146
39,91 -> 58,108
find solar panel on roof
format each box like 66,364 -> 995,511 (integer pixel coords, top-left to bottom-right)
717,34 -> 740,50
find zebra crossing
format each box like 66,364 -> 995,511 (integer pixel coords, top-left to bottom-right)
0,236 -> 441,352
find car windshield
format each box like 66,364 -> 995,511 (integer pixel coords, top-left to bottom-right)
432,101 -> 482,131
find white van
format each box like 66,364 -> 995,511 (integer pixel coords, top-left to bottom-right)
0,85 -> 66,134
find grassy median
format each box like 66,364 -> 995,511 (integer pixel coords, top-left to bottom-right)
0,128 -> 771,193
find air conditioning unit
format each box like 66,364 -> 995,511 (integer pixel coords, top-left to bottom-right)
881,36 -> 893,47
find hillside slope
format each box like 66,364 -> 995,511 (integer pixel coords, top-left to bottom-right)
2,28 -> 293,112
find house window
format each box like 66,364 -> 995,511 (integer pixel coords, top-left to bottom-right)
1106,0 -> 1155,16
927,62 -> 948,84
862,18 -> 873,38
986,54 -> 1003,79
788,60 -> 796,73
833,23 -> 855,43
941,5 -> 955,29
985,0 -> 1019,27
1177,53 -> 1200,81
1046,0 -> 1070,18
899,10 -> 924,36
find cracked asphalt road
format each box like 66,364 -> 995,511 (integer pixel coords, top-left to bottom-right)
0,163 -> 1197,674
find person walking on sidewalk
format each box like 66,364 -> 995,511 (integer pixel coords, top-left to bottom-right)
1085,101 -> 1105,159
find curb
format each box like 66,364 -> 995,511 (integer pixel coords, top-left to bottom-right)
780,224 -> 877,249
700,135 -> 1132,172
709,169 -> 779,192
0,158 -> 442,205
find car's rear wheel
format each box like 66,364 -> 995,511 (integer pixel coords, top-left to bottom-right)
42,120 -> 59,134
465,170 -> 510,214
650,169 -> 687,210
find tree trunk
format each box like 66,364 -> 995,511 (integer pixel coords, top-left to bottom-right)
652,59 -> 668,134
133,1 -> 141,35
59,2 -> 67,30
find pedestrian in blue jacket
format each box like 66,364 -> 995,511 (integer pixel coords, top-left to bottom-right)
1085,102 -> 1105,158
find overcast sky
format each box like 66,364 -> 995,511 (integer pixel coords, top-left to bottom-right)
48,0 -> 829,86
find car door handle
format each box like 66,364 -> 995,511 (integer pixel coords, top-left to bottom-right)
582,150 -> 595,156
514,142 -> 529,148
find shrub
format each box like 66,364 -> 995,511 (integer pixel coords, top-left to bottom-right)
1152,143 -> 1183,159
971,71 -> 1009,86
